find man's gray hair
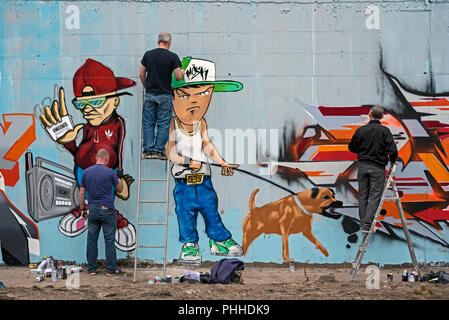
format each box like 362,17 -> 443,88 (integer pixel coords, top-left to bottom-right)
96,148 -> 110,160
370,105 -> 384,120
158,31 -> 171,43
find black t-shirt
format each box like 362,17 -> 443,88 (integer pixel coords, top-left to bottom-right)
141,48 -> 181,95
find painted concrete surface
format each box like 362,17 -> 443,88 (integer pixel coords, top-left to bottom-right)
0,0 -> 448,266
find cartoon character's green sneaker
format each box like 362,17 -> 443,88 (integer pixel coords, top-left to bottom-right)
180,243 -> 201,265
209,238 -> 243,256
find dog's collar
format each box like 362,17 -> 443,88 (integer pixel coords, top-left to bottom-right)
292,195 -> 313,216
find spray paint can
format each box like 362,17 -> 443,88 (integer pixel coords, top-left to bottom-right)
51,269 -> 57,283
45,268 -> 54,277
35,275 -> 45,282
46,257 -> 53,270
71,266 -> 83,273
414,272 -> 419,282
37,258 -> 47,270
62,267 -> 67,279
289,259 -> 295,272
387,272 -> 393,282
57,266 -> 63,279
402,270 -> 408,282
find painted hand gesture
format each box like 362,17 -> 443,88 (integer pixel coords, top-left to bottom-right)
221,162 -> 239,176
40,87 -> 84,144
115,174 -> 134,200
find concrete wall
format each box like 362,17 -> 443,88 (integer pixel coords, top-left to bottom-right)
1,0 -> 449,266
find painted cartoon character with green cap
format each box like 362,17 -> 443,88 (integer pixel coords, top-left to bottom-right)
168,57 -> 243,265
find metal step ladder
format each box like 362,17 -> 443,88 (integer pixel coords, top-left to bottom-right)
349,161 -> 421,281
132,90 -> 171,283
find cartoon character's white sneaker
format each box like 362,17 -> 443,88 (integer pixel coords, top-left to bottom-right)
209,239 -> 243,256
180,243 -> 202,266
115,224 -> 136,252
58,211 -> 88,237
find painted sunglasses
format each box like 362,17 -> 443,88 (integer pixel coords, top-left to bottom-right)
72,92 -> 132,109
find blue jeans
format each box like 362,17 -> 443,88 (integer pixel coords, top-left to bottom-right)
86,205 -> 117,273
173,177 -> 232,244
357,162 -> 386,228
142,92 -> 173,153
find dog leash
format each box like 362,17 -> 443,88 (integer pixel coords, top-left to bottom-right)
208,163 -> 296,195
209,163 -> 313,215
179,162 -> 326,217
176,161 -> 296,195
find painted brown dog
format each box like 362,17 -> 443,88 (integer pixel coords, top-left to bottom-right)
242,187 -> 342,261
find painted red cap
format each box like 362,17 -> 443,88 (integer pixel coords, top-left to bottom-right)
73,59 -> 136,97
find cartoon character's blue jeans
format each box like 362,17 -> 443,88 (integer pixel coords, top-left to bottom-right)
173,177 -> 232,244
86,205 -> 117,273
142,92 -> 173,154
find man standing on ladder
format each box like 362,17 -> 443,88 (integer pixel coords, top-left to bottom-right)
348,105 -> 398,233
139,31 -> 185,160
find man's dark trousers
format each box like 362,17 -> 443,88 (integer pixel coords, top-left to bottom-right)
87,205 -> 117,273
357,162 -> 386,230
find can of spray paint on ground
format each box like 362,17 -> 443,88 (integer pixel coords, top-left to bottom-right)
35,275 -> 45,282
44,268 -> 53,277
414,272 -> 419,282
289,259 -> 295,272
37,257 -> 47,270
71,266 -> 83,273
46,257 -> 53,270
402,270 -> 408,282
387,272 -> 393,282
51,269 -> 57,283
57,266 -> 62,279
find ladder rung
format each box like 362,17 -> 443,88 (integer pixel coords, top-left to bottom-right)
137,245 -> 166,248
140,179 -> 168,182
139,201 -> 167,204
138,222 -> 166,226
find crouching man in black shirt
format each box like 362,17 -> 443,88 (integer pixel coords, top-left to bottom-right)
348,105 -> 398,232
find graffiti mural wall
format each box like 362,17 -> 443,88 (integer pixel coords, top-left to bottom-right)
1,0 -> 448,266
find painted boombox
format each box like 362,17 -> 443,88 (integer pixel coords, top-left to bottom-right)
25,150 -> 79,222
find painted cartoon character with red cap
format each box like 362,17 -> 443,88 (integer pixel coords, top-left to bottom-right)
39,59 -> 136,251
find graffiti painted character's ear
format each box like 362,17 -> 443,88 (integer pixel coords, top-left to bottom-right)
311,187 -> 319,198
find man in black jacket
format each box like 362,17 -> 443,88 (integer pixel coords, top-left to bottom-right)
348,105 -> 398,232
